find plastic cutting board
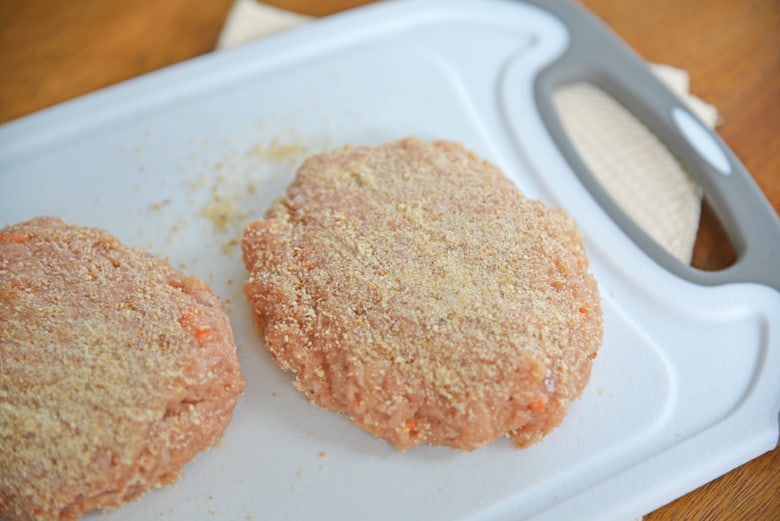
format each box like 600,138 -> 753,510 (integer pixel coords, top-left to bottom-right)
1,1 -> 779,520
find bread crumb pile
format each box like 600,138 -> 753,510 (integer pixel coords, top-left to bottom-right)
195,135 -> 322,255
242,138 -> 602,451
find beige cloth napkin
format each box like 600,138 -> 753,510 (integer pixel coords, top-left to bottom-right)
216,0 -> 717,265
216,0 -> 313,48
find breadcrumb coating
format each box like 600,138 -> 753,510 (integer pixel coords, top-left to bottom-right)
0,217 -> 244,521
242,138 -> 602,451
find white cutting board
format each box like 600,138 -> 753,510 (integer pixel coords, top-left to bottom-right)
1,1 -> 778,520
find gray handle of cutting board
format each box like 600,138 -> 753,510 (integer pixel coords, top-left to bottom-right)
523,0 -> 780,292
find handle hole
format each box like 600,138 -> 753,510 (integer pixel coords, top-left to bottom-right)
691,198 -> 737,271
552,81 -> 737,271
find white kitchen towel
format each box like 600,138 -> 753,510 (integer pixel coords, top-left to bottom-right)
216,0 -> 718,265
216,0 -> 312,48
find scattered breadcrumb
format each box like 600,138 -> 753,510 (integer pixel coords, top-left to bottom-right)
149,198 -> 172,211
173,131 -> 334,257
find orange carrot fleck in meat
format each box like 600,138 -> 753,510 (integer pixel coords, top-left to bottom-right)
195,326 -> 210,344
578,306 -> 588,314
178,309 -> 210,345
404,419 -> 419,437
0,234 -> 27,243
529,396 -> 546,413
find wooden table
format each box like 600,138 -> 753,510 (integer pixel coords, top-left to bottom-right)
1,0 -> 777,519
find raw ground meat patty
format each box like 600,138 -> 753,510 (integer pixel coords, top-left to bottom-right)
0,217 -> 245,521
242,138 -> 602,451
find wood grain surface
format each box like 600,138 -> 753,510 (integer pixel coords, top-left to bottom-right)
1,0 -> 778,519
